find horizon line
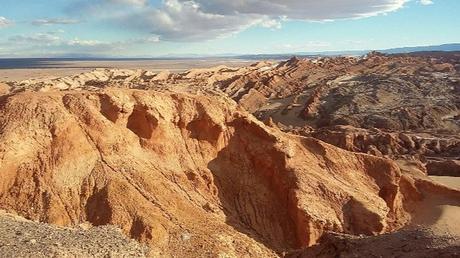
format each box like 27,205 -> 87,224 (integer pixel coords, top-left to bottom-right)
0,43 -> 459,59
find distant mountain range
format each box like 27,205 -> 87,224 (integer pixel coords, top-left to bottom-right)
234,43 -> 460,60
382,43 -> 460,54
1,43 -> 459,61
47,43 -> 460,60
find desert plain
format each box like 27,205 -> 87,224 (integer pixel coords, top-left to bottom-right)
0,58 -> 254,81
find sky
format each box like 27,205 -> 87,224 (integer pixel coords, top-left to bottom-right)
0,0 -> 459,57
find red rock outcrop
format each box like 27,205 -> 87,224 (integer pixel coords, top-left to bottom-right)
426,160 -> 460,177
307,125 -> 460,160
0,88 -> 444,256
301,87 -> 323,119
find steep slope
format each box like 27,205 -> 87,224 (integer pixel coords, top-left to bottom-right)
0,88 -> 452,256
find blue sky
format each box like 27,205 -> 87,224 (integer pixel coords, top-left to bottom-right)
0,0 -> 458,57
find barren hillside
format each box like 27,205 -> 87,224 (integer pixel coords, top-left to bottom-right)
1,52 -> 460,257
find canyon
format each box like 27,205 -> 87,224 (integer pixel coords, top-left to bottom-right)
1,52 -> 459,257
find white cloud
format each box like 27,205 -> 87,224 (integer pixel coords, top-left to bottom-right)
114,0 -> 408,41
106,0 -> 147,6
260,18 -> 284,29
2,32 -> 160,56
130,35 -> 161,43
419,0 -> 434,5
118,0 -> 264,41
0,17 -> 13,28
32,18 -> 80,26
271,41 -> 332,52
189,0 -> 407,20
9,33 -> 61,45
67,39 -> 104,47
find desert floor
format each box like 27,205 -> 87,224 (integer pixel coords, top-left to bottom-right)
430,176 -> 460,190
414,176 -> 460,238
0,59 -> 254,81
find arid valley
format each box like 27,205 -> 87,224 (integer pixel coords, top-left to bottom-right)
1,0 -> 460,257
0,51 -> 459,257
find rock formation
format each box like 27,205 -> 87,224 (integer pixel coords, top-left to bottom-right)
1,52 -> 460,256
300,125 -> 460,161
7,52 -> 459,135
427,160 -> 460,177
1,87 -> 456,256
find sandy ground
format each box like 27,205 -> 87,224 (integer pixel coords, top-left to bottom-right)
0,59 -> 254,81
430,176 -> 460,190
257,95 -> 309,127
409,176 -> 460,239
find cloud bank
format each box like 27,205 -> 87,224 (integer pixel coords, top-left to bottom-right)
31,18 -> 80,26
0,31 -> 159,57
112,0 -> 408,41
119,1 -> 265,41
188,0 -> 406,20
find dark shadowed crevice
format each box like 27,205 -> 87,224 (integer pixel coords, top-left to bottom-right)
85,186 -> 113,226
186,118 -> 223,144
127,106 -> 158,139
207,118 -> 299,253
98,94 -> 120,123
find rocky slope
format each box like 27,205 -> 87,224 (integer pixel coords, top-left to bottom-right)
299,125 -> 460,162
288,228 -> 460,258
0,87 -> 458,256
0,210 -> 148,257
253,52 -> 459,132
1,52 -> 460,256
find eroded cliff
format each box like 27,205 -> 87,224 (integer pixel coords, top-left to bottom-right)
0,88 -> 443,256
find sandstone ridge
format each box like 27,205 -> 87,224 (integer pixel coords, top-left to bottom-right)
1,88 -> 457,256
